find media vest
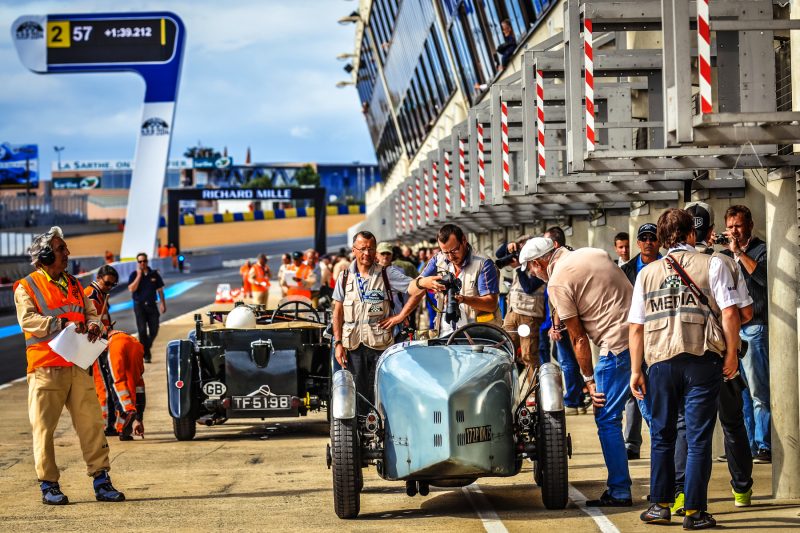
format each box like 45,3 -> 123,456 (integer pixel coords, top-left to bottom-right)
639,250 -> 727,365
433,250 -> 502,333
508,271 -> 545,318
340,264 -> 394,351
15,270 -> 87,373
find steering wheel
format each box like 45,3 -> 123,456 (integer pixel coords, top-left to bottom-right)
446,323 -> 515,356
270,299 -> 321,323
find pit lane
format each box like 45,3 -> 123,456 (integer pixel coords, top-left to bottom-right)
0,284 -> 792,531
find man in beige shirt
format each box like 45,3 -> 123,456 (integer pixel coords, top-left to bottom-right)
520,236 -> 633,508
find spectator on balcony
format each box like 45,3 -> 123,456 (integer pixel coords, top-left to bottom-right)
496,19 -> 517,71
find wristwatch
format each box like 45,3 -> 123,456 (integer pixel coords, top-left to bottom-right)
334,339 -> 343,347
415,277 -> 424,290
581,372 -> 595,383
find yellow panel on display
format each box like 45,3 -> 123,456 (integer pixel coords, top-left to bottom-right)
47,21 -> 70,48
264,210 -> 275,219
243,212 -> 255,221
348,205 -> 360,215
183,215 -> 195,225
203,214 -> 215,224
222,212 -> 234,223
284,208 -> 297,218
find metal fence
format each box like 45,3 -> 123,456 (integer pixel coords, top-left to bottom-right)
0,195 -> 87,229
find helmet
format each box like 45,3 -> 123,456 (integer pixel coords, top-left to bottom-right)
226,306 -> 257,328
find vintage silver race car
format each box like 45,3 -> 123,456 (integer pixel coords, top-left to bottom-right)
327,323 -> 571,518
166,300 -> 330,440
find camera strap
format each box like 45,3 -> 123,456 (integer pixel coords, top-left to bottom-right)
664,254 -> 718,320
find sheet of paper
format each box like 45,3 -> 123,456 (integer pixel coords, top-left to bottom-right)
48,323 -> 108,370
283,270 -> 299,287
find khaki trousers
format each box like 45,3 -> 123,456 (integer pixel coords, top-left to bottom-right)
503,310 -> 543,368
250,290 -> 268,306
27,366 -> 110,482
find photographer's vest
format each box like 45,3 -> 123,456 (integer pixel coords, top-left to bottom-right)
340,264 -> 394,351
433,251 -> 502,333
639,250 -> 725,365
509,272 -> 545,318
14,270 -> 87,373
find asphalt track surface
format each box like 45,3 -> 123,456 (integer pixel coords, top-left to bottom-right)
0,234 -> 346,385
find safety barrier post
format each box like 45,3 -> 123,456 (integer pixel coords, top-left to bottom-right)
697,0 -> 712,114
477,123 -> 486,202
443,151 -> 452,214
500,101 -> 510,192
536,68 -> 546,179
458,138 -> 467,208
431,161 -> 439,219
584,17 -> 595,152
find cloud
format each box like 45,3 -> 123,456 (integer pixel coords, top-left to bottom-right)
0,0 -> 376,174
289,126 -> 311,139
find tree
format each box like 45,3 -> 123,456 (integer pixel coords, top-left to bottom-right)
242,174 -> 274,189
294,165 -> 321,187
183,145 -> 220,160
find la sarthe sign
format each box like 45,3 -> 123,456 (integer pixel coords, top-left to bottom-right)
200,188 -> 294,200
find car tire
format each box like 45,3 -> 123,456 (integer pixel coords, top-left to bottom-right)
172,416 -> 196,441
537,409 -> 569,510
331,417 -> 361,519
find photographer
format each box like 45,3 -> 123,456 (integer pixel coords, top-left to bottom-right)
409,224 -> 500,336
495,236 -> 546,368
720,205 -> 770,464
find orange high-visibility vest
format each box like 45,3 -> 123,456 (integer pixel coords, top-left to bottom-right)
287,264 -> 312,299
14,270 -> 86,373
240,264 -> 252,293
250,263 -> 270,292
85,283 -> 112,328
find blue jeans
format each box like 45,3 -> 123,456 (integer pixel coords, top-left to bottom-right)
594,350 -> 633,500
739,325 -> 770,452
556,336 -> 584,407
649,353 -> 721,512
538,330 -> 551,364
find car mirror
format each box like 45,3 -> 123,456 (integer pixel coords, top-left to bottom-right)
517,324 -> 531,338
250,338 -> 274,368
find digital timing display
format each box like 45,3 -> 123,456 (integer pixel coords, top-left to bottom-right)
46,17 -> 177,65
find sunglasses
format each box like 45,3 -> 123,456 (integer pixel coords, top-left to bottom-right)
101,279 -> 118,288
137,259 -> 148,263
638,235 -> 658,243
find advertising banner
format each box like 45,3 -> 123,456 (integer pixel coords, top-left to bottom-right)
0,143 -> 38,189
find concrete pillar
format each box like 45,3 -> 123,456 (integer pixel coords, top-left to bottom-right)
569,218 -> 590,249
765,174 -> 800,498
588,213 -> 628,256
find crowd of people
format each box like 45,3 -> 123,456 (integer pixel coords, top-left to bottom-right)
14,200 -> 771,528
325,203 -> 768,530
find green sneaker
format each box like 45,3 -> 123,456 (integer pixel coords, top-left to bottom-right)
670,492 -> 685,516
733,487 -> 752,507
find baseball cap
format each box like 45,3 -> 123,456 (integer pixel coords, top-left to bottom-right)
637,223 -> 657,240
519,237 -> 555,269
376,242 -> 393,255
292,251 -> 304,260
685,201 -> 715,240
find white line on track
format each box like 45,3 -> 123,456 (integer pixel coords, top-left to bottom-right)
568,484 -> 621,533
0,376 -> 26,391
462,483 -> 509,533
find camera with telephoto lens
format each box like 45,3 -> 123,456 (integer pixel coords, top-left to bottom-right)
712,234 -> 730,246
494,252 -> 519,269
439,271 -> 463,325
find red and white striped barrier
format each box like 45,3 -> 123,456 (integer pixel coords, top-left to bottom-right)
443,151 -> 452,214
407,185 -> 414,231
215,283 -> 233,304
394,195 -> 400,235
536,68 -> 546,179
584,18 -> 595,152
697,0 -> 712,114
414,175 -> 422,226
431,161 -> 439,218
458,139 -> 467,208
477,122 -> 486,202
500,101 -> 510,192
423,168 -> 430,222
399,191 -> 407,233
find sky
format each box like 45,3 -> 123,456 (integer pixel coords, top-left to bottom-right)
0,0 -> 374,179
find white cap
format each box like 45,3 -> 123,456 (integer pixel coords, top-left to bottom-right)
226,305 -> 257,328
519,237 -> 555,269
